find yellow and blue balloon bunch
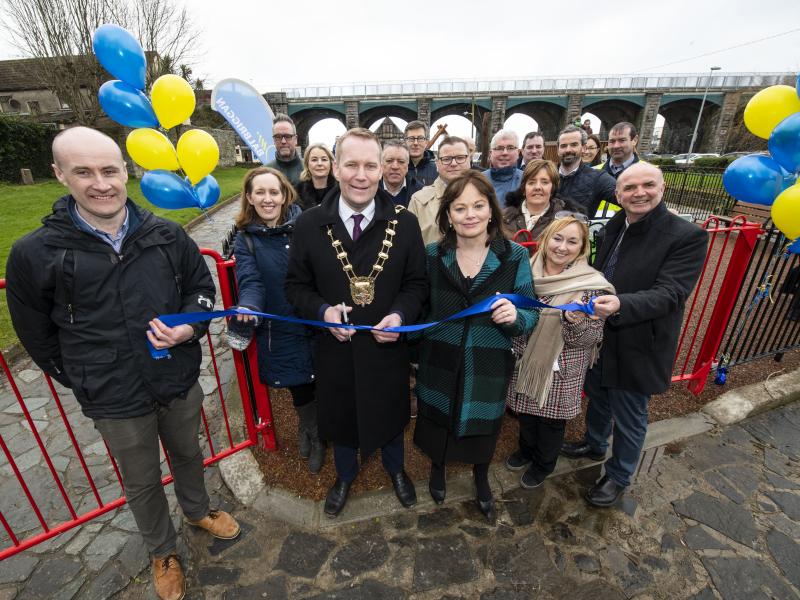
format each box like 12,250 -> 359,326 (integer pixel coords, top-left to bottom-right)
93,24 -> 220,211
723,77 -> 800,252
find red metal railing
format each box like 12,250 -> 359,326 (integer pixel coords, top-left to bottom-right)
0,249 -> 275,560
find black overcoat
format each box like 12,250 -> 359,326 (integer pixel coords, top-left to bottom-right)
593,201 -> 708,395
285,189 -> 428,454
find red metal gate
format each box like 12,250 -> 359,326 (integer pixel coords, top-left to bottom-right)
0,249 -> 274,560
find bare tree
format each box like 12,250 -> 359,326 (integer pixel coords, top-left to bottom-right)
1,0 -> 201,125
2,0 -> 127,124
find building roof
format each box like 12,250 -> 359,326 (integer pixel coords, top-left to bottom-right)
0,56 -> 103,92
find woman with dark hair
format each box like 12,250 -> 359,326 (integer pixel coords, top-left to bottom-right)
502,159 -> 586,242
228,166 -> 325,473
505,216 -> 613,489
582,134 -> 602,167
414,170 -> 538,522
295,143 -> 337,211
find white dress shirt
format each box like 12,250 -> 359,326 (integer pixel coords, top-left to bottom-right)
338,197 -> 376,239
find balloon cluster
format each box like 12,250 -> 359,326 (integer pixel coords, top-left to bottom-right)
723,77 -> 800,251
93,24 -> 220,210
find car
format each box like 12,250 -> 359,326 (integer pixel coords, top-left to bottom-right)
721,151 -> 769,160
674,153 -> 719,165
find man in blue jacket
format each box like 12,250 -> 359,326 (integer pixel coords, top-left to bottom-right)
5,127 -> 239,600
483,129 -> 523,208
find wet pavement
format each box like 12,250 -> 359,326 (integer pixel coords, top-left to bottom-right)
1,199 -> 800,598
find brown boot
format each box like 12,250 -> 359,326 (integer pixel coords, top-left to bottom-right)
186,509 -> 241,539
152,554 -> 185,600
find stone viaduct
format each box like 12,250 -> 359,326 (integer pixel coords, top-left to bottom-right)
261,72 -> 792,155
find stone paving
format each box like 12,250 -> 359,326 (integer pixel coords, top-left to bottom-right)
0,200 -> 242,599
1,199 -> 800,599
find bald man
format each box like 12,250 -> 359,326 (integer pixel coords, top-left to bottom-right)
561,163 -> 707,507
5,127 -> 239,600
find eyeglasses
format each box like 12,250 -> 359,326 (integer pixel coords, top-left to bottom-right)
405,136 -> 427,143
438,155 -> 469,165
272,133 -> 296,141
492,145 -> 518,152
555,210 -> 589,223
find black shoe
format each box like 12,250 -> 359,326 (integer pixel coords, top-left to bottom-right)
560,441 -> 606,462
520,466 -> 546,490
324,478 -> 352,517
390,471 -> 417,508
475,497 -> 496,523
505,451 -> 532,472
585,475 -> 626,507
428,481 -> 446,505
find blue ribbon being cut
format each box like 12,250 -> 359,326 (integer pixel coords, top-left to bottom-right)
148,294 -> 595,360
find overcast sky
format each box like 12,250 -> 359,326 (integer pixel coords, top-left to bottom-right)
2,0 -> 799,146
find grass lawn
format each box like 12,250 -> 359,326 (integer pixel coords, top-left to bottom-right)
0,165 -> 250,351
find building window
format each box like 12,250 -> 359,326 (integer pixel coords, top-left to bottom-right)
27,101 -> 41,115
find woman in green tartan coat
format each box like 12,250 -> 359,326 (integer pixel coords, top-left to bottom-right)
413,171 -> 538,521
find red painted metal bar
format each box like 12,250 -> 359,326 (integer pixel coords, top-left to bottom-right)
0,354 -> 77,520
686,219 -> 762,394
102,440 -> 125,491
206,333 -> 234,448
199,405 -> 216,458
44,374 -> 103,508
0,510 -> 19,547
0,433 -> 49,533
202,248 -> 276,451
0,438 -> 256,561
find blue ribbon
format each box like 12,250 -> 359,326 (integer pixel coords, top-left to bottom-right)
148,293 -> 595,359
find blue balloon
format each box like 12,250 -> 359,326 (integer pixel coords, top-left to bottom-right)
722,154 -> 788,206
141,170 -> 197,210
193,175 -> 221,209
98,80 -> 158,128
92,24 -> 146,90
769,112 -> 800,174
796,73 -> 800,100
788,238 -> 800,254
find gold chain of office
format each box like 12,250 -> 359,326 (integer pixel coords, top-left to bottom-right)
326,207 -> 404,307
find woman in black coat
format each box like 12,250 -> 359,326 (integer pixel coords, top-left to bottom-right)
502,159 -> 586,246
295,143 -> 337,211
229,167 -> 325,473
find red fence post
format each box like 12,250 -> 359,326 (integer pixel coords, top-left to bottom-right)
686,221 -> 761,394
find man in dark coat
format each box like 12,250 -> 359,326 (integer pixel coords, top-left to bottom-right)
557,125 -> 617,217
265,113 -> 303,185
404,120 -> 438,196
561,163 -> 707,507
597,122 -> 644,179
285,127 -> 428,517
5,127 -> 239,600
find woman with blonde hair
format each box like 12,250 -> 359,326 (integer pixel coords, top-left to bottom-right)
505,215 -> 614,489
295,143 -> 337,211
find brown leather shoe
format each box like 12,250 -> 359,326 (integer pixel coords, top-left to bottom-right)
186,509 -> 241,539
152,554 -> 185,600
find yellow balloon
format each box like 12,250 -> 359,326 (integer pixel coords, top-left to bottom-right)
151,74 -> 196,129
126,128 -> 179,171
772,183 -> 800,240
177,129 -> 219,184
743,85 -> 800,139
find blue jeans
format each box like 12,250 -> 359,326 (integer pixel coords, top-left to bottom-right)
583,361 -> 650,488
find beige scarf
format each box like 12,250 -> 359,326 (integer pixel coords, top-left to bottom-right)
515,253 -> 615,408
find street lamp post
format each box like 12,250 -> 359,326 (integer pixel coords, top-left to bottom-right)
687,66 -> 721,156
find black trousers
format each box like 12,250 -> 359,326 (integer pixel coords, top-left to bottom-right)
288,382 -> 315,407
518,413 -> 567,479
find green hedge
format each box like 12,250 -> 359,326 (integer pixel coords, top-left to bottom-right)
693,157 -> 731,168
0,117 -> 57,182
649,157 -> 676,166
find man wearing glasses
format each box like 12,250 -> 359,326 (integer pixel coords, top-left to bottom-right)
483,129 -> 524,208
408,136 -> 472,244
404,120 -> 438,197
266,113 -> 303,186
